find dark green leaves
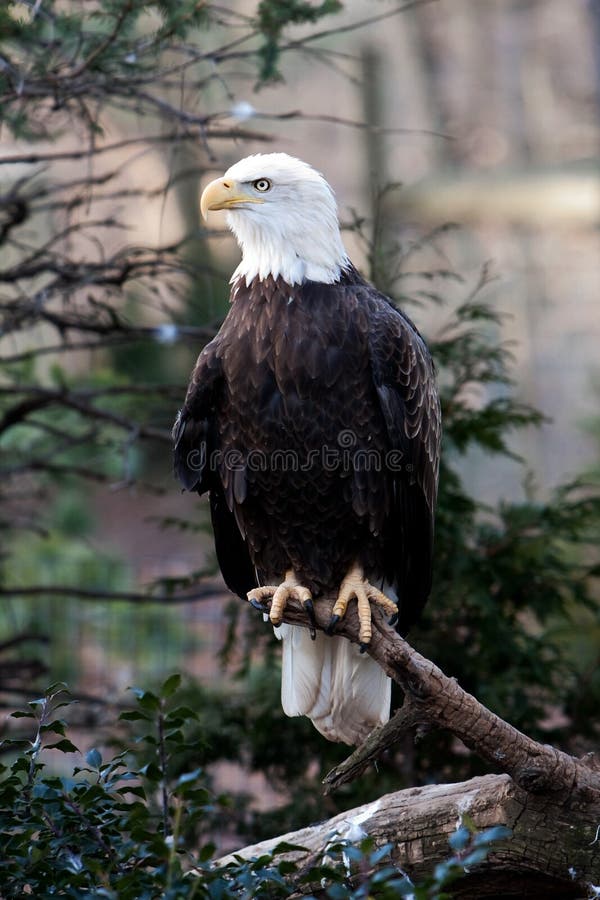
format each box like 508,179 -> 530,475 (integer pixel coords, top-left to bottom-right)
0,678 -> 219,897
45,738 -> 79,753
255,0 -> 343,84
161,673 -> 182,698
0,677 -> 491,897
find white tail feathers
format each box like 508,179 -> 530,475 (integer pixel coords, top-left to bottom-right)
277,623 -> 391,745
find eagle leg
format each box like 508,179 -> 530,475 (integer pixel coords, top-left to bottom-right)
327,563 -> 398,650
247,571 -> 312,629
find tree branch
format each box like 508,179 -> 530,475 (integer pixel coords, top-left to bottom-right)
256,597 -> 600,802
228,599 -> 600,895
217,772 -> 600,897
0,582 -> 225,605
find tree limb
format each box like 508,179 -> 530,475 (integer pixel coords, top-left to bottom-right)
0,582 -> 225,605
232,599 -> 600,895
217,773 -> 600,897
256,597 -> 600,802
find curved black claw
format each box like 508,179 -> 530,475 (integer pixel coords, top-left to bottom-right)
302,598 -> 317,640
249,597 -> 268,613
359,642 -> 369,654
303,598 -> 316,626
325,613 -> 340,636
388,611 -> 399,627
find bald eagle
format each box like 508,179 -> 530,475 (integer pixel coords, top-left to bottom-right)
173,153 -> 441,745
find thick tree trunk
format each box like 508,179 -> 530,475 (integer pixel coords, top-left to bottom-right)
219,773 -> 600,897
230,595 -> 600,896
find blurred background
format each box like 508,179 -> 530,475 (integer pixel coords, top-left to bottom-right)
1,0 -> 599,847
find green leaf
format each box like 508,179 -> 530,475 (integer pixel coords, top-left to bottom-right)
119,710 -> 152,722
160,673 -> 181,698
45,739 -> 79,754
369,843 -> 394,865
277,859 -> 298,875
448,826 -> 470,851
45,681 -> 69,696
272,841 -> 309,854
255,0 -> 343,84
140,761 -> 162,782
86,748 -> 102,768
40,719 -> 67,737
116,784 -> 146,799
174,768 -> 203,787
165,705 -> 198,723
341,845 -> 363,862
28,698 -> 45,710
199,842 -> 216,862
462,847 -> 488,867
130,688 -> 160,712
473,825 -> 512,846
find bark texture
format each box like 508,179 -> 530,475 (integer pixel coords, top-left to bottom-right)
233,596 -> 600,896
219,773 -> 600,896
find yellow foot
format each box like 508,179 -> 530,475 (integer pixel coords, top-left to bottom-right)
247,570 -> 312,628
326,563 -> 398,648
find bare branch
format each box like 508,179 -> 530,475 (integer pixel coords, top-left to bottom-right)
0,387 -> 172,442
0,582 -> 226,605
67,2 -> 132,79
252,597 -> 600,802
0,128 -> 269,167
217,772 -> 600,897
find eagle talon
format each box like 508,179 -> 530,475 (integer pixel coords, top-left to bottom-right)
303,598 -> 317,640
249,597 -> 268,612
248,573 -> 312,627
359,642 -> 369,654
332,564 -> 400,645
388,612 -> 399,627
303,597 -> 316,625
326,614 -> 340,635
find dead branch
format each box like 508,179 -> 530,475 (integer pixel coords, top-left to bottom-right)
218,773 -> 600,897
0,582 -> 225,605
0,389 -> 171,442
231,598 -> 600,896
257,597 -> 600,803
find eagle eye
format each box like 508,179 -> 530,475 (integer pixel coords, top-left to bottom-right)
253,178 -> 271,193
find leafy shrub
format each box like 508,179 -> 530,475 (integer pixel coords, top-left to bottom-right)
0,679 -> 510,898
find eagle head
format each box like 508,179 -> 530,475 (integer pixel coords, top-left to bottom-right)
200,152 -> 349,286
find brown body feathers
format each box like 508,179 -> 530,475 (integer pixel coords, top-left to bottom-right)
174,267 -> 440,635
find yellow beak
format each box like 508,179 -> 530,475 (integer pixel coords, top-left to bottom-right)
200,177 -> 264,220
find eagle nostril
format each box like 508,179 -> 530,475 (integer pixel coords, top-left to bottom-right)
222,181 -> 232,189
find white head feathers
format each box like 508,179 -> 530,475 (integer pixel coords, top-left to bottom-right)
219,153 -> 350,287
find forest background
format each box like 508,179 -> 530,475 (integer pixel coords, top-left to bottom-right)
1,0 -> 599,860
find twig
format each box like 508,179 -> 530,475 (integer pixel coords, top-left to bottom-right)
0,583 -> 226,604
0,389 -> 172,442
0,130 -> 269,166
67,2 -> 132,79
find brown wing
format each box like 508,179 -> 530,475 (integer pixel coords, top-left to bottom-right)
173,337 -> 258,598
172,339 -> 223,493
366,291 -> 441,632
